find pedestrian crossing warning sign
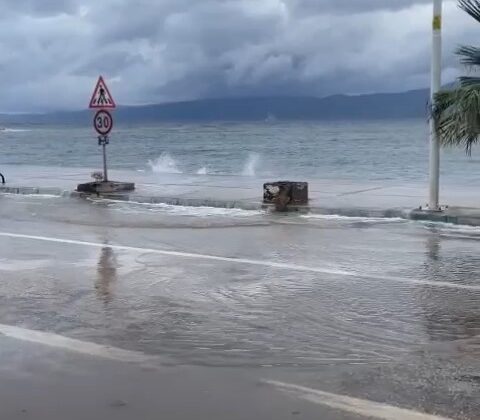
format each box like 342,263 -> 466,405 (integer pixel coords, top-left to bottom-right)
89,76 -> 116,109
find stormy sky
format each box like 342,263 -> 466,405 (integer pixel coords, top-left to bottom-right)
0,0 -> 476,112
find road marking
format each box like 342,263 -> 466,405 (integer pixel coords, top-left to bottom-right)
1,231 -> 479,291
265,380 -> 452,420
0,324 -> 155,363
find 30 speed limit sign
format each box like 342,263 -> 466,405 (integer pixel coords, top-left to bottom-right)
93,110 -> 113,136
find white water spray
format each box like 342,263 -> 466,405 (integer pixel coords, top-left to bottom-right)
241,153 -> 260,177
148,153 -> 182,174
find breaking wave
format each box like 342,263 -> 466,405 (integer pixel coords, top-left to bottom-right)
90,198 -> 264,218
146,152 -> 262,176
300,214 -> 406,223
2,128 -> 32,133
148,153 -> 182,174
241,152 -> 260,176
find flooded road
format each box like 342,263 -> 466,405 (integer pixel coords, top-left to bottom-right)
0,193 -> 479,419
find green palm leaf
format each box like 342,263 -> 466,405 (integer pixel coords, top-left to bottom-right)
457,45 -> 480,66
434,0 -> 480,154
459,76 -> 480,86
435,85 -> 480,154
459,0 -> 480,23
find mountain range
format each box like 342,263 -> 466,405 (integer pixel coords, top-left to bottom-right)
0,88 -> 431,125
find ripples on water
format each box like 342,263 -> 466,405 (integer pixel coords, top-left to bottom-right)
1,120 -> 476,184
1,193 -> 479,369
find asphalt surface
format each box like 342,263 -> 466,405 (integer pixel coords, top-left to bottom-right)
0,192 -> 479,419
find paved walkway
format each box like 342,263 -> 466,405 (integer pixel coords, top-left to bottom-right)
1,164 -> 480,225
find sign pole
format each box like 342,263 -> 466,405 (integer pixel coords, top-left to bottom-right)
77,75 -> 134,194
103,142 -> 108,182
428,0 -> 442,211
99,136 -> 109,182
93,109 -> 113,182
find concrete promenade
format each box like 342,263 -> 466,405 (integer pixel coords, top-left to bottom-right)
1,164 -> 480,225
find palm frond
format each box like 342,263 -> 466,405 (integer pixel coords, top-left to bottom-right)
435,1 -> 480,154
459,0 -> 480,24
459,76 -> 480,87
433,90 -> 457,115
434,85 -> 480,154
457,45 -> 480,67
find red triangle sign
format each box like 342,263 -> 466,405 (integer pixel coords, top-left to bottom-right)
89,76 -> 116,109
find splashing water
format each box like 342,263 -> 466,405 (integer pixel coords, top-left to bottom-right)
241,153 -> 260,177
197,167 -> 208,175
90,198 -> 265,218
2,128 -> 32,132
148,153 -> 182,174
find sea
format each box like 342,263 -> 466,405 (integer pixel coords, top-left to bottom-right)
0,119 -> 477,184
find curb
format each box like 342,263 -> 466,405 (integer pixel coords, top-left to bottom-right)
2,185 -> 480,227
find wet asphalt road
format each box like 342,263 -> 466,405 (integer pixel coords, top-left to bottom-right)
0,193 -> 479,419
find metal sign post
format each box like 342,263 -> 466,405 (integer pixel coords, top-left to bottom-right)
98,135 -> 110,182
77,75 -> 134,194
93,109 -> 113,182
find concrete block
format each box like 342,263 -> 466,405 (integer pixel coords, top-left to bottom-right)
263,181 -> 308,211
77,181 -> 135,194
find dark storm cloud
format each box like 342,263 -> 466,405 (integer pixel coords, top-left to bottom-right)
0,0 -> 475,112
287,0 -> 437,14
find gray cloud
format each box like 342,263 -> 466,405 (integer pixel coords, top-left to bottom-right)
286,0 -> 440,14
0,0 -> 475,112
0,0 -> 79,17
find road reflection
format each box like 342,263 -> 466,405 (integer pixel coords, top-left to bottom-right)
422,230 -> 480,343
95,246 -> 117,304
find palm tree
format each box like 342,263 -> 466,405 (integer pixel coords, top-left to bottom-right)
434,0 -> 480,154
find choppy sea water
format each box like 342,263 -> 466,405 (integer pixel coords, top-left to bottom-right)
0,120 -> 478,184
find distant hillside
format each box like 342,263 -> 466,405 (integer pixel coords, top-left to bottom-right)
0,89 -> 430,125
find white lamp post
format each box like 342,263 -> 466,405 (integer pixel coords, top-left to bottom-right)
428,0 -> 443,210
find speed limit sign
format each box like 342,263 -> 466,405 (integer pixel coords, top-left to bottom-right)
93,110 -> 113,136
